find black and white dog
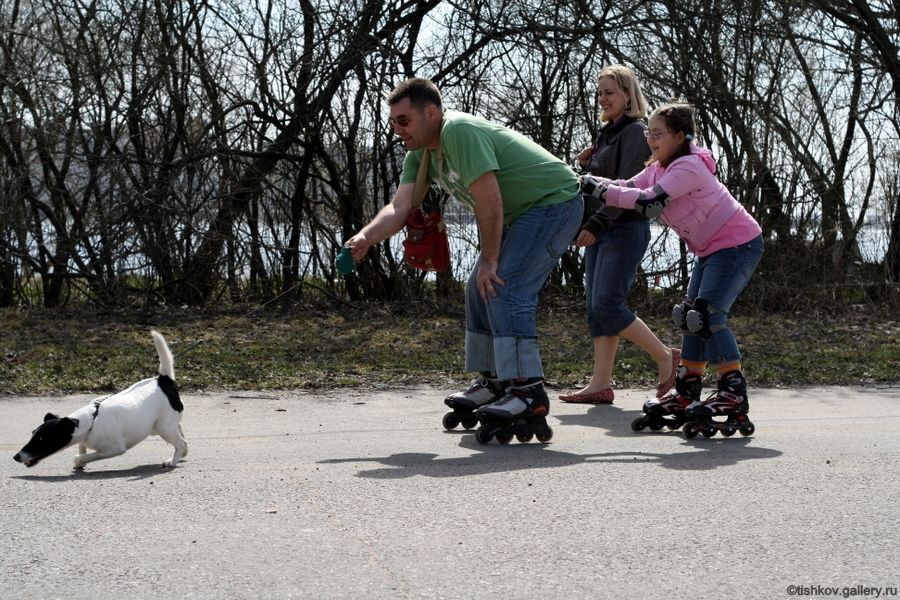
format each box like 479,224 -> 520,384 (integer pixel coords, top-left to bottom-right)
13,330 -> 188,470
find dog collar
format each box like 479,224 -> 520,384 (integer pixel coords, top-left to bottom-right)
85,397 -> 107,435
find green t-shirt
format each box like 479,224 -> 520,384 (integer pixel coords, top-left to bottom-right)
400,111 -> 579,224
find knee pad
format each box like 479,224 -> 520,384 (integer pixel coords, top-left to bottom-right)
685,298 -> 725,339
672,300 -> 692,332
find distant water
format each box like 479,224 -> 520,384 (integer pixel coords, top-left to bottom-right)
394,217 -> 891,287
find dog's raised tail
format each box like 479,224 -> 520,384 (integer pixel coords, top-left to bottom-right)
151,330 -> 175,380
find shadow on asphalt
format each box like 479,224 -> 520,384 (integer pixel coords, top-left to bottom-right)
553,401 -> 671,436
9,462 -> 176,482
320,425 -> 783,478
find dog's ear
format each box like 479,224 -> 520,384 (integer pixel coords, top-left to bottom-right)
61,417 -> 79,433
44,413 -> 60,422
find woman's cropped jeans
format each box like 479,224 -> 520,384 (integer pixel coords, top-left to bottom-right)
583,219 -> 651,337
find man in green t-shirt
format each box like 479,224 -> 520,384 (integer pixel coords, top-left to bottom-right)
346,78 -> 582,442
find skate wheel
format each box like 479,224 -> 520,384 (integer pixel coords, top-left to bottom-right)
631,417 -> 647,432
475,427 -> 493,445
496,433 -> 513,445
460,413 -> 479,430
739,423 -> 755,436
721,426 -> 736,437
442,412 -> 460,430
516,432 -> 534,443
701,426 -> 717,438
536,428 -> 553,443
649,422 -> 664,431
683,423 -> 699,439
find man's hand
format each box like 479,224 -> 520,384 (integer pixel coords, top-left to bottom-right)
476,257 -> 505,303
342,181 -> 417,264
468,171 -> 506,303
345,232 -> 372,262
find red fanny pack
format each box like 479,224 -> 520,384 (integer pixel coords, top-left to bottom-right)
403,208 -> 450,272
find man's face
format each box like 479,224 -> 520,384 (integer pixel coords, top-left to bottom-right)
389,97 -> 439,150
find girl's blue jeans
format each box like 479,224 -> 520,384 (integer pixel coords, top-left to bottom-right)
682,234 -> 764,365
584,219 -> 651,337
464,194 -> 583,381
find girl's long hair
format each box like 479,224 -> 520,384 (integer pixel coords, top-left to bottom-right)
652,103 -> 696,167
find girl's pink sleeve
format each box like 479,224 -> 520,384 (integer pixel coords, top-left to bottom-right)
602,167 -> 653,208
604,161 -> 697,209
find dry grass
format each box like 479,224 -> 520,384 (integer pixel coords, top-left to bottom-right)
1,299 -> 898,395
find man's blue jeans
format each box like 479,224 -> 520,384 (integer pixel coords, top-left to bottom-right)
682,234 -> 764,365
464,195 -> 583,381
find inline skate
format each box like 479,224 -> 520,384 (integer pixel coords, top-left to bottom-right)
474,379 -> 553,444
682,370 -> 755,439
631,367 -> 701,433
443,376 -> 506,430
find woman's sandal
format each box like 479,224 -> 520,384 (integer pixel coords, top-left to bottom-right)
559,388 -> 615,404
655,348 -> 682,398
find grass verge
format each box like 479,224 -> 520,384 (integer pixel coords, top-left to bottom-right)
1,300 -> 898,395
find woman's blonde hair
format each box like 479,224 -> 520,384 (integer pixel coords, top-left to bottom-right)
599,65 -> 648,120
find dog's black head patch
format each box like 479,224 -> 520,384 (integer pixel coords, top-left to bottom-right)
13,415 -> 79,467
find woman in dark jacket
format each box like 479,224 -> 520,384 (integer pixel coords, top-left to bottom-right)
560,65 -> 679,404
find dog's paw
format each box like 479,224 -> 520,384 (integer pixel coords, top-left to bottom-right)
161,460 -> 177,468
73,463 -> 85,471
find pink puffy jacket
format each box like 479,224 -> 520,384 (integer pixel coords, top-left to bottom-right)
601,146 -> 761,256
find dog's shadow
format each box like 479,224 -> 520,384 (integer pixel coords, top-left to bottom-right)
11,463 -> 176,482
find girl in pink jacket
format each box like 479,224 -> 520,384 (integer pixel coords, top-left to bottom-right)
581,103 -> 764,438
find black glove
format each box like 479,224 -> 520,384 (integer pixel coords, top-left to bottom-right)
580,174 -> 608,203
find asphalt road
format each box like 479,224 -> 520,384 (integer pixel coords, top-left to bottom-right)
2,385 -> 899,600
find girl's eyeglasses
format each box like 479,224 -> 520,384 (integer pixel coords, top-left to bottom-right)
643,130 -> 670,140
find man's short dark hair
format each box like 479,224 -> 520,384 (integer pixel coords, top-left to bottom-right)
387,78 -> 442,109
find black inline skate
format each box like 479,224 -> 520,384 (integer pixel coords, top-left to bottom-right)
443,375 -> 507,431
474,379 -> 553,444
682,370 -> 755,439
631,367 -> 701,433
